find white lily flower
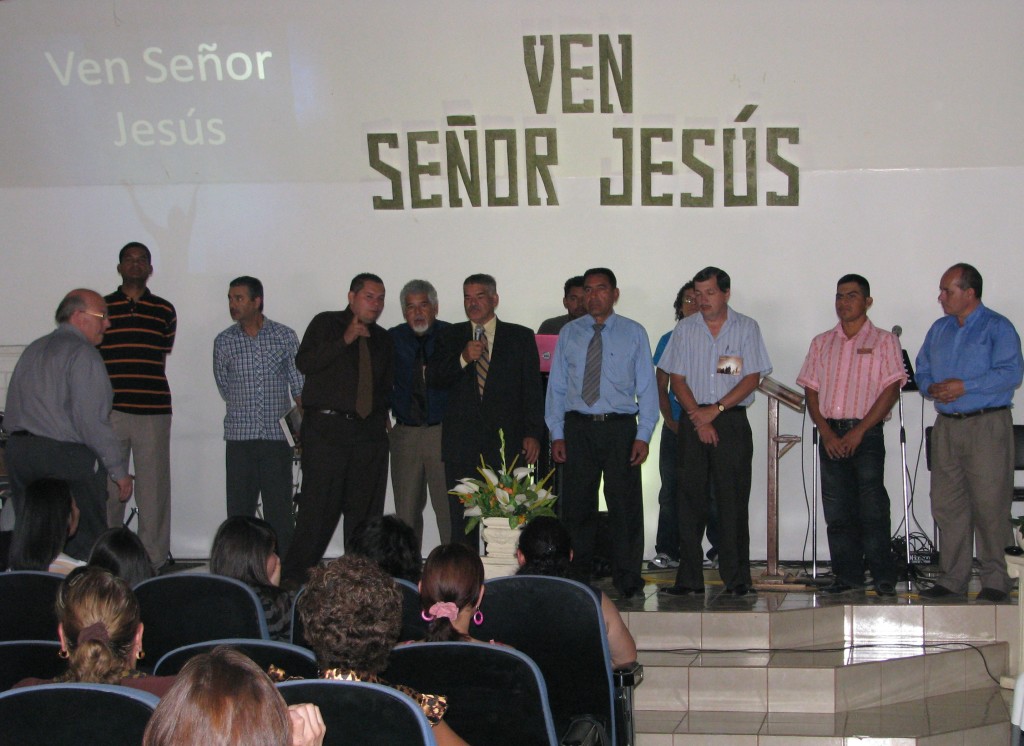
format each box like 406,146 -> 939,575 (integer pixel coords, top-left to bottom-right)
501,502 -> 515,513
512,466 -> 531,480
451,483 -> 479,494
515,494 -> 528,504
480,468 -> 498,485
535,488 -> 548,499
463,506 -> 482,517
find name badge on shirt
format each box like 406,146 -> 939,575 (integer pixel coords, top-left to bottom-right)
856,347 -> 873,355
717,355 -> 743,376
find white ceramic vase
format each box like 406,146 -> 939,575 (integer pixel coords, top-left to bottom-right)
481,516 -> 522,559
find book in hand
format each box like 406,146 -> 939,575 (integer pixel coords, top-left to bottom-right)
279,406 -> 303,447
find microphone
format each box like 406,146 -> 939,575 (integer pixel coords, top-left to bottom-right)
473,325 -> 484,342
890,324 -> 919,391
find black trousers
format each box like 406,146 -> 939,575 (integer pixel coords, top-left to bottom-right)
560,414 -> 644,593
281,411 -> 388,585
5,434 -> 110,561
674,408 -> 753,590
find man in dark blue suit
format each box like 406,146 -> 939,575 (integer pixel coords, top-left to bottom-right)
426,273 -> 545,547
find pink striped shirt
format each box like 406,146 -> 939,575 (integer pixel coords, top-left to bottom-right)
796,319 -> 906,421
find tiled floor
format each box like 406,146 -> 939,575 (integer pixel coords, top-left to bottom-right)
599,566 -> 1020,744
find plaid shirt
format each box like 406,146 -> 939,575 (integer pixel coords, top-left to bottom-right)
213,318 -> 304,440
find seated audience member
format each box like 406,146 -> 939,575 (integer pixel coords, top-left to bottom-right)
298,555 -> 469,746
418,543 -> 488,644
15,566 -> 174,695
143,646 -> 325,746
346,514 -> 422,583
209,516 -> 295,642
7,478 -> 84,575
88,526 -> 155,587
516,516 -> 637,668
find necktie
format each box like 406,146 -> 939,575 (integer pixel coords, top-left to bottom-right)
581,323 -> 604,406
476,326 -> 489,399
356,336 -> 373,418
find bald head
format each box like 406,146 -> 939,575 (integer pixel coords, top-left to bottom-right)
58,289 -> 110,345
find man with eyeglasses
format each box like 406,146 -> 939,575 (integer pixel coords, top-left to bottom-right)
657,267 -> 772,597
3,289 -> 134,564
98,241 -> 177,570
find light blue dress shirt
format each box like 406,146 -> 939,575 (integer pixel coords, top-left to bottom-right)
545,312 -> 659,442
657,308 -> 772,407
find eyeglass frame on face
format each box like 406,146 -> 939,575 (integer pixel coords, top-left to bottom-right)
80,310 -> 108,321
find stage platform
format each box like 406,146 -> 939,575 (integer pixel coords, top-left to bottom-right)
603,566 -> 1018,745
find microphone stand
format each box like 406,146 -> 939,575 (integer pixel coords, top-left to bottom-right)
894,330 -> 919,591
811,425 -> 820,579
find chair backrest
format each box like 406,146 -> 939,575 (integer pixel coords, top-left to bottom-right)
291,585 -> 307,647
0,639 -> 65,691
0,682 -> 159,746
0,571 -> 63,642
134,574 -> 269,663
153,638 -> 319,679
395,577 -> 429,642
476,575 -> 616,743
277,679 -> 437,746
384,641 -> 557,746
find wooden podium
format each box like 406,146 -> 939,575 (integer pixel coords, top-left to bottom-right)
754,376 -> 805,587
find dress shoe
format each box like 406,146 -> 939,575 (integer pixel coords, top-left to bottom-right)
660,584 -> 704,596
873,581 -> 897,597
976,587 -> 1008,603
729,584 -> 753,596
918,584 -> 961,599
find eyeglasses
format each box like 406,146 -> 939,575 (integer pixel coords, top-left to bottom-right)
682,298 -> 696,305
81,310 -> 108,321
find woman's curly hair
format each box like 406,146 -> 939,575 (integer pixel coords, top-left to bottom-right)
297,554 -> 401,675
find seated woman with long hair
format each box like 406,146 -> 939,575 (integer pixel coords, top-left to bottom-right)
418,542 -> 488,644
299,555 -> 468,746
516,516 -> 637,668
14,565 -> 174,695
143,646 -> 325,746
88,526 -> 155,587
209,516 -> 295,641
346,514 -> 422,583
7,478 -> 83,575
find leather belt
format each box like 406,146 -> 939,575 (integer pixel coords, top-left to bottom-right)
939,405 -> 1009,420
310,409 -> 358,420
567,411 -> 635,422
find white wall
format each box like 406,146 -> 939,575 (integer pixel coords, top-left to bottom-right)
2,1 -> 1022,560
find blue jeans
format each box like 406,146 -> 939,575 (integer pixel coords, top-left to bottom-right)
654,425 -> 680,558
819,421 -> 895,586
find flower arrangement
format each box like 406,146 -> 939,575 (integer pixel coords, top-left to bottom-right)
450,430 -> 558,533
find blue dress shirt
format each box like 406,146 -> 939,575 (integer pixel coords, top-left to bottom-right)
653,330 -> 683,422
915,303 -> 1023,414
545,312 -> 659,442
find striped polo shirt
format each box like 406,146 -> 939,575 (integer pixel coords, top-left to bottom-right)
99,288 -> 177,415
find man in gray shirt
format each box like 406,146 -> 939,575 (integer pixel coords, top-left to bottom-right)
3,289 -> 134,559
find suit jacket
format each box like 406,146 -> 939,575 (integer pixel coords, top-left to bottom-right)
426,318 -> 545,467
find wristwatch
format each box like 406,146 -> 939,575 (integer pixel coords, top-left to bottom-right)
716,402 -> 726,413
